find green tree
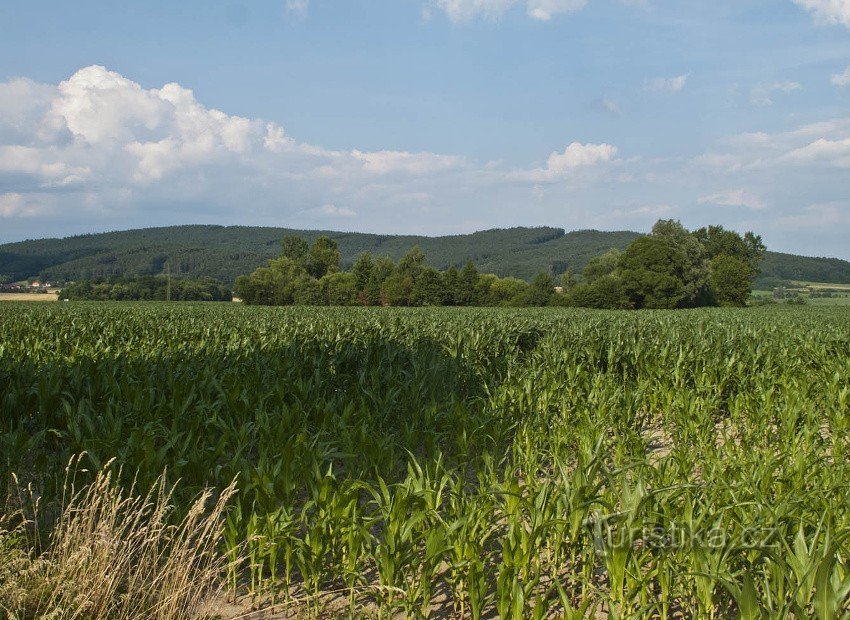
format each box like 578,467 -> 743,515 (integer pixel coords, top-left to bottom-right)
293,276 -> 324,305
364,256 -> 395,306
526,272 -> 555,306
398,247 -> 427,279
380,271 -> 413,306
322,272 -> 358,306
457,261 -> 480,306
475,273 -> 499,305
648,220 -> 710,306
583,249 -> 621,283
567,275 -> 629,309
442,266 -> 460,305
710,255 -> 752,306
306,236 -> 341,279
487,277 -> 529,306
351,253 -> 374,291
693,225 -> 765,277
560,269 -> 577,291
618,236 -> 688,309
412,267 -> 444,306
280,235 -> 310,263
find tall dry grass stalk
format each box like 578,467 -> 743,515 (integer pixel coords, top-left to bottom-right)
0,456 -> 237,620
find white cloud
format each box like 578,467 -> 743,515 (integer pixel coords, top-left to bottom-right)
0,65 -> 626,237
775,203 -> 850,230
432,0 -> 517,22
516,142 -> 618,182
525,0 -> 588,21
699,189 -> 766,211
285,0 -> 309,17
351,149 -> 464,175
598,97 -> 621,116
781,137 -> 850,167
319,204 -> 357,217
2,65 -> 847,259
792,0 -> 850,28
644,74 -> 689,93
430,0 -> 640,22
695,117 -> 850,173
0,192 -> 46,218
750,81 -> 802,107
831,66 -> 850,86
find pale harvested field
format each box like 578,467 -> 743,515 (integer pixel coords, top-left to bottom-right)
0,292 -> 58,301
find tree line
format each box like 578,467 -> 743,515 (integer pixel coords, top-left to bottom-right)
59,276 -> 232,302
236,220 -> 765,308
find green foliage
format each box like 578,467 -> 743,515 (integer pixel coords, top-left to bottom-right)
693,225 -> 765,276
618,236 -> 690,309
582,248 -> 621,283
239,236 -> 524,308
648,219 -> 711,306
559,220 -> 761,310
525,272 -> 555,306
564,274 -> 629,309
559,269 -> 577,291
711,255 -> 752,306
306,236 -> 341,279
58,276 -> 232,302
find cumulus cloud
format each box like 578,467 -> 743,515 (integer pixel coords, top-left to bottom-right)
750,81 -> 802,107
699,189 -> 766,210
644,74 -> 689,93
515,142 -> 618,182
2,65 -> 847,258
832,66 -> 850,86
0,65 -> 626,237
792,0 -> 850,28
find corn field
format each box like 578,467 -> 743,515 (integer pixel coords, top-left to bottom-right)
1,303 -> 849,618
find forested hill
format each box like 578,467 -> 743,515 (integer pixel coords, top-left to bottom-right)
2,224 -> 849,286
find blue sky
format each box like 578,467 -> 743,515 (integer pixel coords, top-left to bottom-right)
1,0 -> 849,258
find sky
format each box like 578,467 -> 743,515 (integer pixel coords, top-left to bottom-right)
0,0 -> 849,258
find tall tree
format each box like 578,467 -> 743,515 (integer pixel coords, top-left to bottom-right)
710,255 -> 752,306
583,249 -> 621,283
280,235 -> 310,263
306,236 -> 341,279
457,261 -> 480,306
351,253 -> 374,291
526,272 -> 555,306
649,220 -> 710,306
618,236 -> 688,309
692,225 -> 765,277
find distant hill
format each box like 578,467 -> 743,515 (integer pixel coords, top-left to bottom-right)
2,224 -> 849,286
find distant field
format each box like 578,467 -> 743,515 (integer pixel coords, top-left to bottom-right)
0,292 -> 58,301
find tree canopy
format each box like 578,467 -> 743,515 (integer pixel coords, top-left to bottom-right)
235,221 -> 765,309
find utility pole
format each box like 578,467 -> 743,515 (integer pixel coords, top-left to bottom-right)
165,260 -> 171,302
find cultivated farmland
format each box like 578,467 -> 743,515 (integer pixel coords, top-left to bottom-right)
1,303 -> 849,618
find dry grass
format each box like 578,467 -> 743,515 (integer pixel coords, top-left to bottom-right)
0,293 -> 58,302
0,457 -> 236,620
